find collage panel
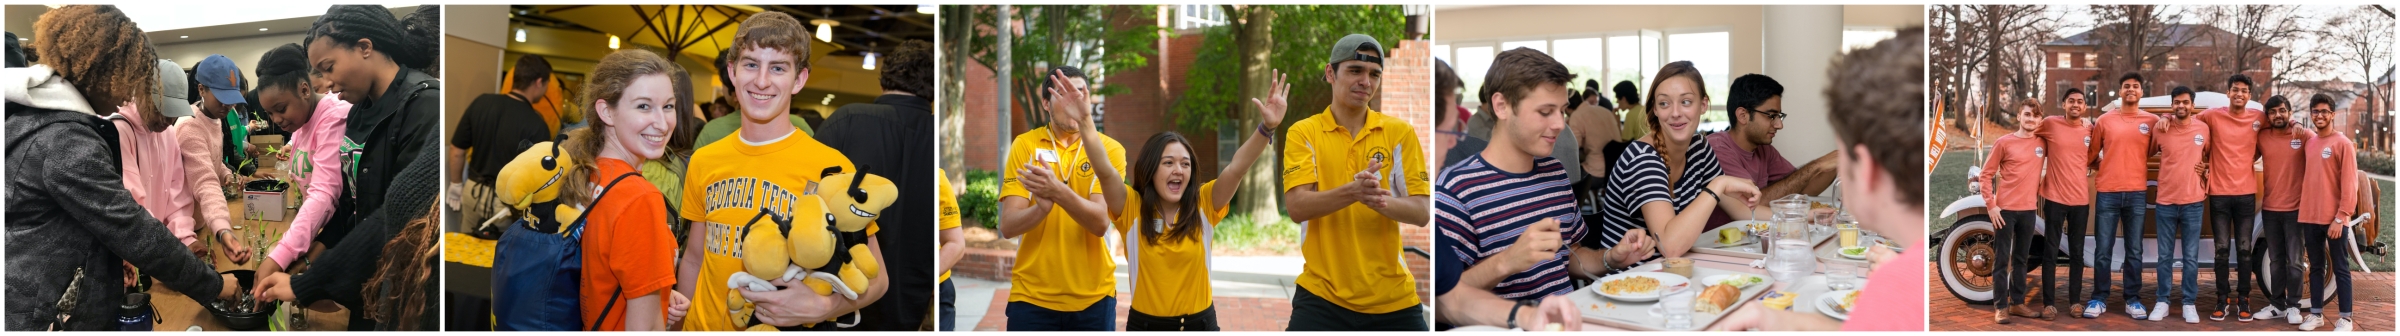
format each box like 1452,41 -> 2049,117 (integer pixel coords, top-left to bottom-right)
1926,4 -> 2396,332
1432,4 -> 1927,332
935,4 -> 1436,332
439,4 -> 938,331
4,4 -> 444,331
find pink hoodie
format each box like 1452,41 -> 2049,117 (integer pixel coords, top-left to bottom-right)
110,102 -> 198,245
266,93 -> 353,268
174,106 -> 236,244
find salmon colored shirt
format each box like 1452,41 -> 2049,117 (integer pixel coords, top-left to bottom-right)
1842,240 -> 1927,331
582,159 -> 678,331
2257,126 -> 2315,211
2151,118 -> 2209,205
2092,110 -> 2160,193
2299,133 -> 2357,225
2034,116 -> 2092,205
1979,133 -> 2044,211
2196,107 -> 2262,196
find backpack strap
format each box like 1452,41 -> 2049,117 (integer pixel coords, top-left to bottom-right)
576,171 -> 643,330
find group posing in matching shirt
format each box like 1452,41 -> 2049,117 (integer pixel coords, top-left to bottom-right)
1978,72 -> 2361,331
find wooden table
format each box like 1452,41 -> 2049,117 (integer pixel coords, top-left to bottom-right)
147,188 -> 348,331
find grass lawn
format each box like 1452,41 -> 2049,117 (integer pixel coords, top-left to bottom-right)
1926,152 -> 2393,272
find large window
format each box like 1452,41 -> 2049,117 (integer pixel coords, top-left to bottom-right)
1841,28 -> 1897,52
1176,5 -> 1225,30
1441,31 -> 1665,114
1606,34 -> 1657,100
1666,30 -> 1731,132
1501,40 -> 1548,54
1454,45 -> 1495,108
1550,37 -> 1607,96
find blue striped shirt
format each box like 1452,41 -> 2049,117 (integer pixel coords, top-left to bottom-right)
1435,155 -> 1585,300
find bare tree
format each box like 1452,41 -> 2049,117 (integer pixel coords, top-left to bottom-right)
1930,5 -> 2057,130
2321,6 -> 2393,140
2085,5 -> 2202,101
2198,5 -> 2323,93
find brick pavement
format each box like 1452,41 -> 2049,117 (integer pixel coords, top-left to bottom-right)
1928,263 -> 2394,331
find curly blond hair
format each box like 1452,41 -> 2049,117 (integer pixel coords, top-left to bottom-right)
34,5 -> 161,130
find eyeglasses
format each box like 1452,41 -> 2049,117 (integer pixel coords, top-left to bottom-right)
1752,110 -> 1787,121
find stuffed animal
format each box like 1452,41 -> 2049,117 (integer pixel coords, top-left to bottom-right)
492,141 -> 579,233
802,169 -> 896,296
720,168 -> 898,330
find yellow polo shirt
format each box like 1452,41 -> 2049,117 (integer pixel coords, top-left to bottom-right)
937,168 -> 961,282
1281,108 -> 1428,314
678,130 -> 857,331
1118,181 -> 1229,317
1001,127 -> 1128,311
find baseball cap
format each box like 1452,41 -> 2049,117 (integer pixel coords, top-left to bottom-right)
154,59 -> 193,118
1328,34 -> 1384,67
194,54 -> 247,105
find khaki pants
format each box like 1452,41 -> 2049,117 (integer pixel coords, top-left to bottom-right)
460,179 -> 506,231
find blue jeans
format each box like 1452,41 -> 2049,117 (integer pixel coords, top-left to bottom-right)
2153,202 -> 2201,305
1005,296 -> 1116,331
2091,191 -> 2147,303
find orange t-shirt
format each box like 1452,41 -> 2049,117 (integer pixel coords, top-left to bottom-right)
1979,133 -> 2045,211
2299,133 -> 2358,225
2093,110 -> 2160,192
2151,118 -> 2209,205
581,158 -> 679,331
2196,107 -> 2262,196
2034,116 -> 2092,205
2257,127 -> 2315,211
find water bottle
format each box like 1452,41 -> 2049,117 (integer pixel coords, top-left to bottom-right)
117,293 -> 150,331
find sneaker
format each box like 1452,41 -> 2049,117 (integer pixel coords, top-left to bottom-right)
2235,297 -> 2253,322
2042,305 -> 2059,321
2082,300 -> 2108,319
2299,314 -> 2325,331
2009,305 -> 2044,319
2287,308 -> 2304,325
2334,317 -> 2354,331
2211,302 -> 2230,321
2183,305 -> 2199,324
2136,302 -> 2158,320
2254,304 -> 2281,321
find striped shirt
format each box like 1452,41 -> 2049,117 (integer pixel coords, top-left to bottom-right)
1435,155 -> 1585,300
1596,136 -> 1724,269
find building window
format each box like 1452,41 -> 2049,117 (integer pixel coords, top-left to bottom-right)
2084,81 -> 2100,109
2085,54 -> 2097,69
1841,29 -> 1896,51
1176,5 -> 1225,30
2167,54 -> 2179,70
1667,30 -> 1732,131
2057,53 -> 2071,69
1455,45 -> 1495,109
1552,38 -> 1606,93
1502,40 -> 1548,54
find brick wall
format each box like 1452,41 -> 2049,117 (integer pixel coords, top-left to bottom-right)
1386,39 -> 1436,305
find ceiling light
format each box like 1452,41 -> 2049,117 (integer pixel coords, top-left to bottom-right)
258,28 -> 268,32
822,94 -> 835,105
515,28 -> 525,43
609,35 -> 619,49
180,35 -> 189,39
862,52 -> 877,70
810,19 -> 838,43
918,5 -> 934,15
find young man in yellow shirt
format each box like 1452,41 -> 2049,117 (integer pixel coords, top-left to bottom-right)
997,66 -> 1129,331
673,12 -> 884,331
1282,34 -> 1432,331
934,169 -> 964,331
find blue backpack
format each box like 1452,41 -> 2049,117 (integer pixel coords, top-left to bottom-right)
491,172 -> 645,331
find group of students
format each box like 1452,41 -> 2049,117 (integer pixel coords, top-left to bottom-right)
460,12 -> 940,331
1980,71 -> 2362,331
3,4 -> 444,331
993,34 -> 1430,331
1431,27 -> 1929,331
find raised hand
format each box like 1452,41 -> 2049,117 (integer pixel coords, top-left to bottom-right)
1046,69 -> 1094,132
1251,69 -> 1292,130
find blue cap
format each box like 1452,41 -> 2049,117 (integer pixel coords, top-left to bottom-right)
193,54 -> 246,105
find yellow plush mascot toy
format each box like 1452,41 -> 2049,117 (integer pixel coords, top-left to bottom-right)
493,141 -> 579,232
720,166 -> 897,330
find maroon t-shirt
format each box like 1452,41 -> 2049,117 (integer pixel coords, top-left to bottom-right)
1704,131 -> 1796,228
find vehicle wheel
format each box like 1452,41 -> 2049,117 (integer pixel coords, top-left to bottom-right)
1941,215 -> 1999,305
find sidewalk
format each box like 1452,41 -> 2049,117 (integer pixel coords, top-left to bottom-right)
1927,263 -> 2394,331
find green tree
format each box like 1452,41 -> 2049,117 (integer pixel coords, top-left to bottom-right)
1173,5 -> 1404,224
950,5 -> 1166,130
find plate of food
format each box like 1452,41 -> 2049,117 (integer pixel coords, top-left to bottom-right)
1702,222 -> 1762,247
1593,272 -> 1688,302
1838,246 -> 1869,260
1816,289 -> 1860,320
1700,273 -> 1770,290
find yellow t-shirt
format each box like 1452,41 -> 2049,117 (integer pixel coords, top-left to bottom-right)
1001,127 -> 1128,311
1118,181 -> 1228,317
937,168 -> 962,282
678,130 -> 857,331
1280,108 -> 1429,314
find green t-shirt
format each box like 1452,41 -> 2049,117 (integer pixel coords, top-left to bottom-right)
1619,105 -> 1651,142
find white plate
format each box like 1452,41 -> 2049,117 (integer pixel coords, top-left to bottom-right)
1818,289 -> 1859,320
1838,246 -> 1869,260
1700,273 -> 1769,289
1704,222 -> 1763,247
1592,272 -> 1690,302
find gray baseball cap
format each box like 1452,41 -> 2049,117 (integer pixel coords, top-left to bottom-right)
154,59 -> 193,118
1328,34 -> 1384,67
